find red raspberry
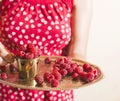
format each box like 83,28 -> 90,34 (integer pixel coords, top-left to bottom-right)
25,52 -> 34,59
26,44 -> 38,55
79,72 -> 95,82
95,68 -> 101,77
60,69 -> 68,77
28,47 -> 35,52
46,74 -> 55,83
87,72 -> 95,82
64,57 -> 72,64
44,57 -> 52,64
53,70 -> 62,81
35,75 -> 44,86
18,45 -> 26,51
53,69 -> 59,73
9,64 -> 17,73
67,67 -> 74,75
44,71 -> 51,78
72,73 -> 79,80
1,72 -> 7,80
17,51 -> 25,58
79,72 -> 88,82
60,63 -> 70,69
93,69 -> 98,78
51,79 -> 59,87
83,63 -> 91,72
0,66 -> 6,72
53,63 -> 60,69
55,58 -> 64,64
87,66 -> 94,73
70,63 -> 78,70
74,67 -> 83,74
44,71 -> 55,83
54,67 -> 60,71
27,43 -> 34,50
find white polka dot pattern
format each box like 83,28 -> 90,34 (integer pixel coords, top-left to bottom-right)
0,0 -> 72,55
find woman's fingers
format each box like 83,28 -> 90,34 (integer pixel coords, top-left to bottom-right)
0,57 -> 8,65
2,53 -> 15,63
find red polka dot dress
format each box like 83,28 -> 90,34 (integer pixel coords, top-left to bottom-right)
0,0 -> 74,101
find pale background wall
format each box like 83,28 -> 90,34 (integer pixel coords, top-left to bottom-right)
75,0 -> 120,101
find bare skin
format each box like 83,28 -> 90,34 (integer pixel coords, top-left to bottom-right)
68,0 -> 93,60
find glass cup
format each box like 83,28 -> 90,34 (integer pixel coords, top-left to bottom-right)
16,57 -> 39,86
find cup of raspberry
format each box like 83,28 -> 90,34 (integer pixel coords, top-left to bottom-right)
16,44 -> 41,86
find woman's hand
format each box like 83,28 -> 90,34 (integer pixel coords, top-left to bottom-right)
0,53 -> 15,65
0,57 -> 8,65
2,53 -> 15,63
0,42 -> 15,65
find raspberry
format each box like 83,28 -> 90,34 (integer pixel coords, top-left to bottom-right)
0,66 -> 6,72
26,44 -> 38,56
25,52 -> 34,59
60,69 -> 68,77
87,72 -> 95,82
87,66 -> 94,73
9,64 -> 17,73
1,72 -> 7,80
74,67 -> 83,74
17,51 -> 25,58
67,67 -> 74,75
52,70 -> 62,81
83,63 -> 91,72
27,43 -> 35,51
35,75 -> 44,86
70,62 -> 79,70
53,69 -> 59,73
51,79 -> 59,87
55,58 -> 64,64
46,74 -> 55,83
93,69 -> 98,78
95,68 -> 101,77
54,67 -> 60,71
79,72 -> 95,82
44,71 -> 51,78
53,63 -> 60,69
44,57 -> 52,64
79,72 -> 88,82
44,71 -> 55,83
60,63 -> 70,69
18,45 -> 26,51
64,57 -> 72,64
16,43 -> 41,59
72,73 -> 79,80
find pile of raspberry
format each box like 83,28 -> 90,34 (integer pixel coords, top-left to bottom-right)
0,64 -> 17,80
0,65 -> 7,80
16,43 -> 41,59
35,57 -> 100,87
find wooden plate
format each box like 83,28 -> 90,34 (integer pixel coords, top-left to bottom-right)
0,56 -> 103,90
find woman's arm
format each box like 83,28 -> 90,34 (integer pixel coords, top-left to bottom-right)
68,0 -> 93,60
0,42 -> 14,65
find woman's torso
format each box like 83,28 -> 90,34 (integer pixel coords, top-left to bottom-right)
0,0 -> 73,56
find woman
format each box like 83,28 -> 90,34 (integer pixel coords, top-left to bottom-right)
0,0 -> 92,100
